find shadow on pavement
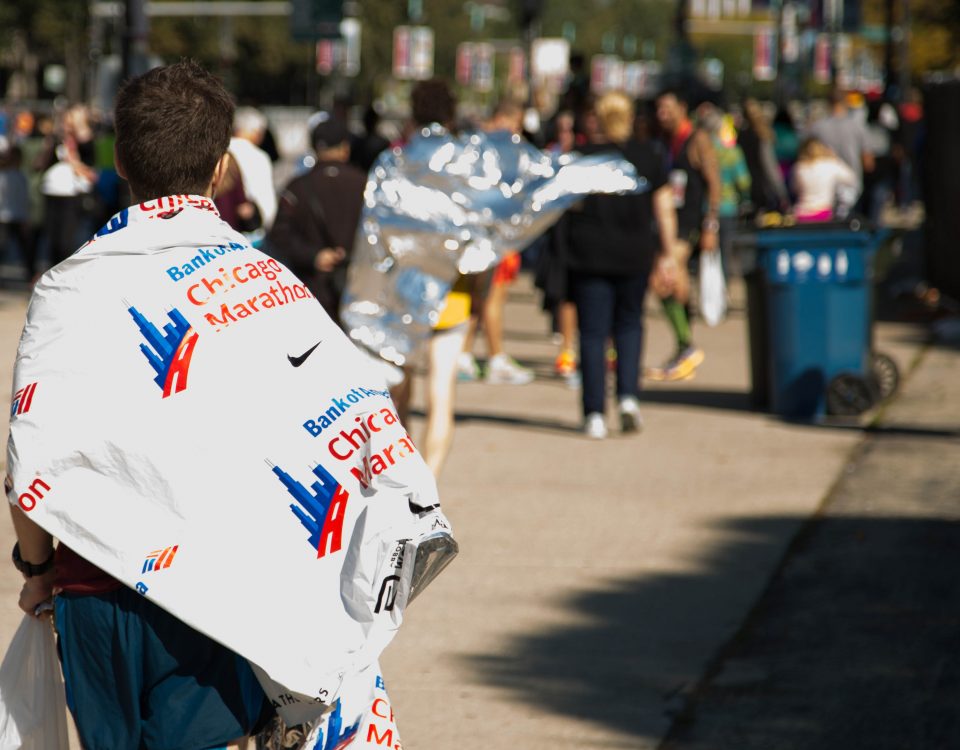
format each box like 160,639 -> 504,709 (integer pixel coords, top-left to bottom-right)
465,512 -> 960,749
463,515 -> 804,744
640,387 -> 754,413
409,408 -> 583,436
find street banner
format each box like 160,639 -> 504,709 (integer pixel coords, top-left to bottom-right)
317,39 -> 336,75
410,26 -> 434,81
590,55 -> 624,94
814,33 -> 831,84
456,42 -> 474,86
340,17 -> 361,77
590,55 -> 607,93
508,47 -> 526,86
835,33 -> 853,88
392,26 -> 411,79
316,19 -> 360,77
474,42 -> 495,93
622,61 -> 662,99
753,28 -> 776,81
782,3 -> 800,63
531,37 -> 570,91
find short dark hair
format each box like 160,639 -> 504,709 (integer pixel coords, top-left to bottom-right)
411,79 -> 455,128
114,60 -> 234,201
656,87 -> 688,107
492,97 -> 524,120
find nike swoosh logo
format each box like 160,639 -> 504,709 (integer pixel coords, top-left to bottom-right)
287,340 -> 322,368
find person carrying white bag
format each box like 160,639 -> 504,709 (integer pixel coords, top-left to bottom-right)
7,60 -> 455,750
0,608 -> 70,750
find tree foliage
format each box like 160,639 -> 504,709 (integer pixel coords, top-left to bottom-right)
2,0 -> 958,105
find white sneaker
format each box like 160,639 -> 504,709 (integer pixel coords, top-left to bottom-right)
485,353 -> 534,385
618,396 -> 644,434
584,412 -> 608,439
457,352 -> 481,382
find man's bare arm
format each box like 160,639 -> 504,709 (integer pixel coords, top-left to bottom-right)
693,130 -> 722,220
653,184 -> 678,258
8,502 -> 56,615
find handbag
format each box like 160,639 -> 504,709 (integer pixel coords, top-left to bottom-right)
699,250 -> 727,327
0,614 -> 70,749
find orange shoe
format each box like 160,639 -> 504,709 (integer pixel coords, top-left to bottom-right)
554,349 -> 577,378
606,346 -> 617,372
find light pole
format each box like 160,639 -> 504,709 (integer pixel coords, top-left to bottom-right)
121,0 -> 150,82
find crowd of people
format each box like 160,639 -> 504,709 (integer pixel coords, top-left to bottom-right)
0,83 -> 926,454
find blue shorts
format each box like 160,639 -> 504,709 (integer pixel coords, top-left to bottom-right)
55,588 -> 269,750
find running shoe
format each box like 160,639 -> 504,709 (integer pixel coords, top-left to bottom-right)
485,353 -> 534,385
618,396 -> 644,434
645,345 -> 705,382
584,412 -> 608,439
606,346 -> 618,372
456,352 -> 481,382
554,349 -> 577,378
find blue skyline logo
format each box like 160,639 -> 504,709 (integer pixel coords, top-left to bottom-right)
271,461 -> 350,558
312,700 -> 359,750
129,306 -> 199,398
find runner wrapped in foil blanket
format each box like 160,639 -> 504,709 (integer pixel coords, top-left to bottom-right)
341,125 -> 648,369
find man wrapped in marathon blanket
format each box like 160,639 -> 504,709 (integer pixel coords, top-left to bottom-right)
341,125 -> 648,370
6,194 -> 455,744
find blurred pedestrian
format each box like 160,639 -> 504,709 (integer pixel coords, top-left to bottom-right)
388,79 -> 471,476
536,109 -> 584,382
230,106 -> 277,231
862,99 -> 899,224
37,104 -> 98,267
772,106 -> 800,188
0,137 -> 33,279
895,88 -> 924,209
564,91 -> 676,438
458,98 -> 535,386
791,137 -> 858,222
17,113 -> 49,277
350,104 -> 390,175
739,98 -> 789,215
266,113 -> 365,326
647,88 -> 720,382
700,104 -> 751,277
213,152 -> 262,234
809,89 -> 874,209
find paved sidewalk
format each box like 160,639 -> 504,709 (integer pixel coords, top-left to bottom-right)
661,344 -> 960,749
0,276 -> 935,749
380,275 -> 925,749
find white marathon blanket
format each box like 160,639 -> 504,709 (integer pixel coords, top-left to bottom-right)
6,196 -> 453,730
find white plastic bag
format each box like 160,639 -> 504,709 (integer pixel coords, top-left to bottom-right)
0,615 -> 70,750
699,250 -> 727,327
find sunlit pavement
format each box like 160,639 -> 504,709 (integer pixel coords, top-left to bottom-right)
0,271 -> 949,749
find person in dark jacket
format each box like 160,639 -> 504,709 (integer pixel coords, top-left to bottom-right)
565,91 -> 677,439
266,115 -> 366,326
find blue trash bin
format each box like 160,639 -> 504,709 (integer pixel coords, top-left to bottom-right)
754,222 -> 882,420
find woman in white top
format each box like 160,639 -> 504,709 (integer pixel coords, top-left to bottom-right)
791,137 -> 859,222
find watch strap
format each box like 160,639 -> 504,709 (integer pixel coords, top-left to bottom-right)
12,542 -> 55,577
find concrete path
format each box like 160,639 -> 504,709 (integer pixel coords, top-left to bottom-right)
661,340 -> 960,749
0,275 -> 934,749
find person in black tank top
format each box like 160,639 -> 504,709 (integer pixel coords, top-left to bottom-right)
648,89 -> 721,382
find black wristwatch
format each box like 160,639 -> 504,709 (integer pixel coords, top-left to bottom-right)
12,542 -> 55,577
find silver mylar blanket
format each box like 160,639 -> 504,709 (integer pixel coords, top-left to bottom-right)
341,125 -> 648,368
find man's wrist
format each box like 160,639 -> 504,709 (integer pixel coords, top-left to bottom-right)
702,216 -> 720,232
12,542 -> 55,577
